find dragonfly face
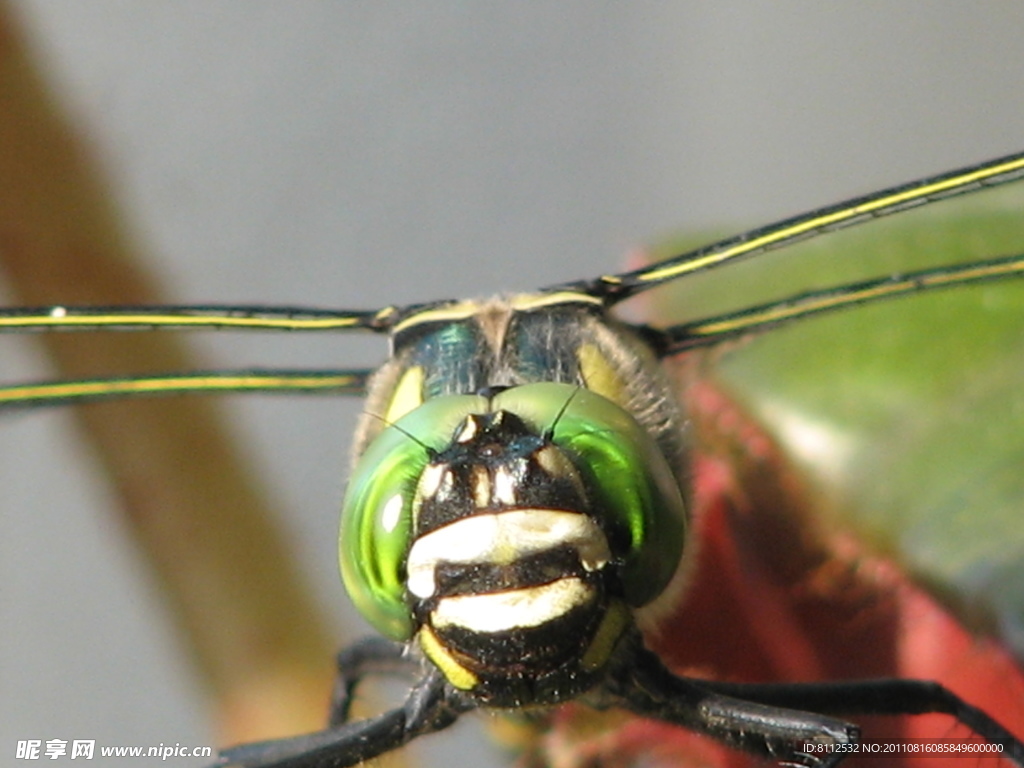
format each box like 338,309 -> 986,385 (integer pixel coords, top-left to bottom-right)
340,295 -> 688,706
5,152 -> 1024,768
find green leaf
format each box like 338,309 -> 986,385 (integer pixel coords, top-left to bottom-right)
654,182 -> 1024,653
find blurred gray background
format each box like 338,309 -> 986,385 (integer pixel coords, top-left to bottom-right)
2,3 -> 1024,767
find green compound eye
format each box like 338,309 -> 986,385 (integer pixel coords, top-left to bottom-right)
339,393 -> 488,640
339,382 -> 687,640
491,383 -> 687,607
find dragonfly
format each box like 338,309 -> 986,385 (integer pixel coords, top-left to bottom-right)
3,151 -> 1024,768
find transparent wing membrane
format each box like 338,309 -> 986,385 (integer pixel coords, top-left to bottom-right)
0,305 -> 387,406
563,149 -> 1024,303
0,369 -> 372,408
0,304 -> 391,333
658,251 -> 1024,353
2,151 -> 1024,408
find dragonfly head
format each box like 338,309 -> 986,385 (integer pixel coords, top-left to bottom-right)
339,382 -> 687,707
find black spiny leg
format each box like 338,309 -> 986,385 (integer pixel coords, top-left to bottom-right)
210,648 -> 477,768
701,678 -> 1024,767
329,636 -> 421,726
602,643 -> 858,768
211,632 -> 1024,767
602,637 -> 1024,768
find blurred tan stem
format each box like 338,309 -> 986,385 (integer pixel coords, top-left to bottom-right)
0,2 -> 348,746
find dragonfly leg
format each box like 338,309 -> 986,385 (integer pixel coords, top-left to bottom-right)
602,641 -> 858,768
701,678 -> 1024,767
328,636 -> 419,726
214,666 -> 475,768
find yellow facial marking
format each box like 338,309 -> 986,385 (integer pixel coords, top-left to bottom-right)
418,463 -> 447,501
581,600 -> 631,670
471,465 -> 491,508
493,466 -> 517,505
455,415 -> 479,443
418,626 -> 478,691
534,445 -> 586,498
